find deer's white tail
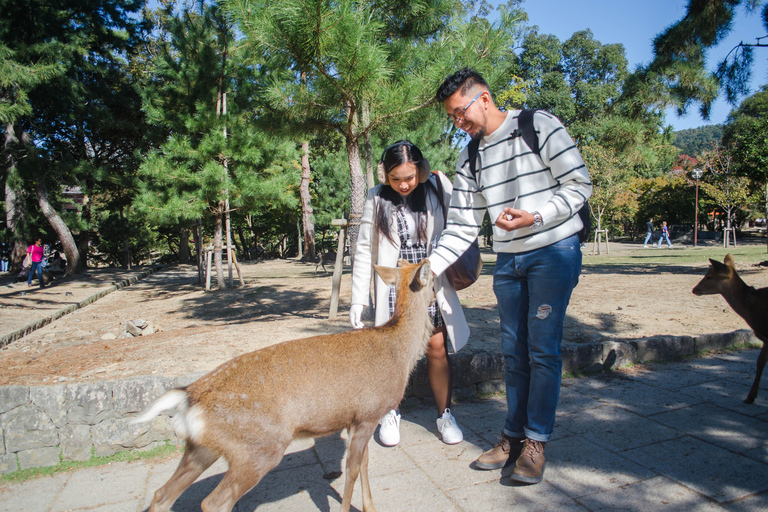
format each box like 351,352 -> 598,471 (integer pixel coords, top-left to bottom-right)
132,389 -> 206,443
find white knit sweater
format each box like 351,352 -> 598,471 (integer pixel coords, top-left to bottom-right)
430,109 -> 592,276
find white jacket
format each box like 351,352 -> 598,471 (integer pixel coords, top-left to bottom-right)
350,172 -> 470,353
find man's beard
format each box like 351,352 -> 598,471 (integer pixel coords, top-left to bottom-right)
470,127 -> 485,140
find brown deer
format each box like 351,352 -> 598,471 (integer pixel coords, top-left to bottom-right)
133,259 -> 435,512
692,254 -> 768,404
314,250 -> 336,272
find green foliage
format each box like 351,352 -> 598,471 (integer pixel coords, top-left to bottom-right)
514,29 -> 628,141
644,0 -> 767,117
672,125 -> 723,158
134,2 -> 301,243
723,85 -> 768,181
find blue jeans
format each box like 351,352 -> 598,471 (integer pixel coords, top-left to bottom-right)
492,234 -> 582,442
658,233 -> 672,247
644,232 -> 653,246
28,261 -> 43,286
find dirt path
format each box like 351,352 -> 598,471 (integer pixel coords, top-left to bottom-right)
1,247 -> 766,387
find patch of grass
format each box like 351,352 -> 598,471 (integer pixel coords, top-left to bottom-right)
1,441 -> 181,485
583,244 -> 768,268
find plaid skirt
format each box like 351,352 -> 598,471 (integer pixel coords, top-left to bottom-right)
388,207 -> 444,328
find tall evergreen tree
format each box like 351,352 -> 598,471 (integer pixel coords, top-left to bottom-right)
0,0 -> 145,274
226,0 -> 522,257
135,1 -> 298,288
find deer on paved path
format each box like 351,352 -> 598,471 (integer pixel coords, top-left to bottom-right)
692,254 -> 768,404
133,259 -> 435,512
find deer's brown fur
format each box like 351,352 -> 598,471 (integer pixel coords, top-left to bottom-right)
692,254 -> 768,404
133,259 -> 435,512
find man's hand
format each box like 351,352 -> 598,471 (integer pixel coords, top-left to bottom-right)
495,208 -> 535,232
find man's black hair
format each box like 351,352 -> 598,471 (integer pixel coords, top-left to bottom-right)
435,68 -> 489,102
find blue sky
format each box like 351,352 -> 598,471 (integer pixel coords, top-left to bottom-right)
514,0 -> 768,131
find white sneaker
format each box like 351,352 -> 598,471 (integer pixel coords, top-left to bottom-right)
436,408 -> 463,444
379,409 -> 401,446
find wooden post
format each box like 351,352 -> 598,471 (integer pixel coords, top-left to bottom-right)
591,229 -> 609,255
329,218 -> 348,319
231,251 -> 245,286
206,248 -> 213,291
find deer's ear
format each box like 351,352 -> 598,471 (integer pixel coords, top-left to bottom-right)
709,258 -> 729,273
724,254 -> 735,268
373,264 -> 399,286
416,259 -> 431,287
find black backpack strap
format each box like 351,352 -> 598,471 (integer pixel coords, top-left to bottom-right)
467,138 -> 481,179
517,109 -> 540,157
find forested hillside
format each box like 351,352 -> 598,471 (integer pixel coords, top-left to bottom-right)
672,125 -> 723,157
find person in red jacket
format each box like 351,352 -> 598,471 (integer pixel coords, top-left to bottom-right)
27,238 -> 45,288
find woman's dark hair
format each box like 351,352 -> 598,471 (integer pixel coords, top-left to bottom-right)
375,140 -> 430,245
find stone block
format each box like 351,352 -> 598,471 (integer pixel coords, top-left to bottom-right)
126,320 -> 143,336
30,384 -> 67,427
59,424 -> 92,462
113,376 -> 174,415
631,336 -> 695,363
174,372 -> 206,388
602,341 -> 637,370
2,404 -> 58,452
64,381 -> 114,425
453,386 -> 477,401
477,379 -> 505,396
562,342 -> 603,373
0,385 -> 29,414
91,416 -> 174,457
454,352 -> 504,387
696,332 -> 738,352
0,453 -> 18,474
406,359 -> 431,399
17,447 -> 60,470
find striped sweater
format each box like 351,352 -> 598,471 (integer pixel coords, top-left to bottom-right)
429,109 -> 592,276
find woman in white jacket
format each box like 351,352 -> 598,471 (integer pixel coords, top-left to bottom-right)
350,140 -> 470,446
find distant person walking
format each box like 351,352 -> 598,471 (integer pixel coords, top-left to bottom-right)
657,221 -> 673,248
27,238 -> 45,288
643,218 -> 655,248
0,243 -> 9,272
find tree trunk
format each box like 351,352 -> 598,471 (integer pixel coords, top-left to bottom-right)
193,218 -> 203,284
361,102 -> 375,190
4,123 -> 30,269
346,135 -> 366,261
120,206 -> 131,269
36,179 -> 82,275
300,140 -> 316,260
214,202 -> 226,289
77,183 -> 91,271
179,226 -> 191,264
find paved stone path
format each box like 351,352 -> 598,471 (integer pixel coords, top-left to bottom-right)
2,348 -> 766,512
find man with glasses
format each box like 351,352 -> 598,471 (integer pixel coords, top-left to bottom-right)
428,68 -> 592,484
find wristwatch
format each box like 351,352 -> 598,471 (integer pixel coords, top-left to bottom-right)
531,211 -> 543,231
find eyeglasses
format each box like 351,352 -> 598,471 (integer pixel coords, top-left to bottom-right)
446,91 -> 483,125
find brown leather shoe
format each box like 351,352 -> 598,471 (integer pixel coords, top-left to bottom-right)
510,438 -> 546,483
475,433 -> 524,470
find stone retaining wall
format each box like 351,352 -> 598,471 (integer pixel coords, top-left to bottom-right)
0,329 -> 758,474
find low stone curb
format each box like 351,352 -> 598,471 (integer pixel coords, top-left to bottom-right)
0,267 -> 161,349
0,329 -> 759,474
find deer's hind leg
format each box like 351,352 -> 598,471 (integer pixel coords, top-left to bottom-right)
341,421 -> 378,512
200,438 -> 290,512
746,341 -> 768,404
149,441 -> 219,512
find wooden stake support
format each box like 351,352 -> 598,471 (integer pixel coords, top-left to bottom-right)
591,229 -> 609,255
328,218 -> 348,319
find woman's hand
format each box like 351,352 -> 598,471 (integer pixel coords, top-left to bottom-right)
495,208 -> 535,232
349,304 -> 365,329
